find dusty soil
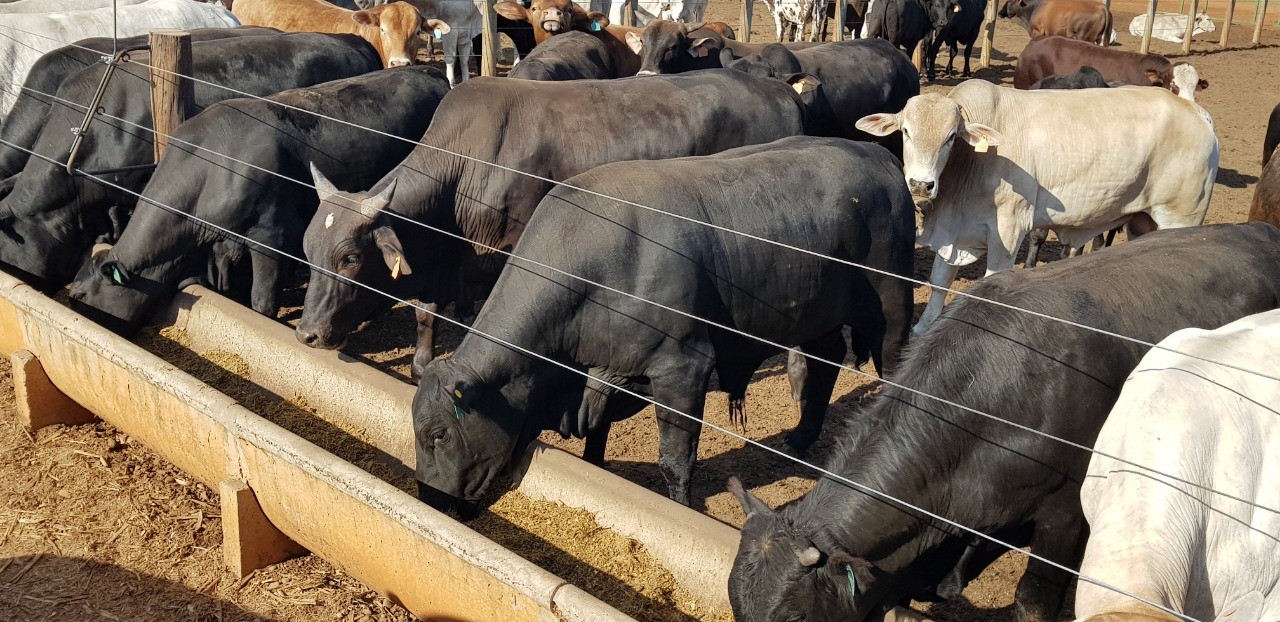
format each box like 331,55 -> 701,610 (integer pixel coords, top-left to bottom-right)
0,8 -> 1275,622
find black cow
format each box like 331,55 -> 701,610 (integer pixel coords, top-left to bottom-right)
1028,64 -> 1109,89
0,33 -> 380,292
0,27 -> 278,200
727,222 -> 1280,622
66,67 -> 449,335
925,0 -> 985,79
507,30 -> 616,80
411,137 -> 915,510
693,39 -> 919,146
865,0 -> 950,65
1264,101 -> 1280,167
632,21 -> 822,74
294,70 -> 819,383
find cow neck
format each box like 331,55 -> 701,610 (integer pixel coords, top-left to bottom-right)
108,181 -> 206,286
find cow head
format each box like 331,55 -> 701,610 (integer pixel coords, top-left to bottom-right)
855,94 -> 1002,205
296,165 -> 409,350
728,477 -> 883,622
632,19 -> 719,74
719,43 -> 802,77
352,2 -> 450,68
927,0 -> 961,29
1193,12 -> 1216,33
411,355 -> 540,515
1145,62 -> 1208,102
68,247 -> 160,336
494,0 -> 588,40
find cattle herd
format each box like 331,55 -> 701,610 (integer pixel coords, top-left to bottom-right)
0,0 -> 1278,619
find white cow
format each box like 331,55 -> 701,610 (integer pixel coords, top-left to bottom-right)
762,0 -> 829,41
1074,309 -> 1280,622
1,0 -> 147,15
1129,11 -> 1214,44
856,79 -> 1218,335
0,0 -> 238,119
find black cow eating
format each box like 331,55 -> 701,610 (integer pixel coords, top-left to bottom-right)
67,67 -> 449,335
410,137 -> 915,509
694,39 -> 919,148
727,222 -> 1280,622
0,32 -> 381,292
0,27 -> 279,200
1029,64 -> 1110,89
507,30 -> 617,80
294,70 -> 819,381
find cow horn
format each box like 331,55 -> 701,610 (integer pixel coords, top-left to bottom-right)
684,21 -> 705,31
798,546 -> 822,567
309,162 -> 339,201
360,177 -> 399,219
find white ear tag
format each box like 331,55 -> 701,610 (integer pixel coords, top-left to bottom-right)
391,256 -> 403,280
324,212 -> 335,228
434,27 -> 442,39
974,137 -> 989,153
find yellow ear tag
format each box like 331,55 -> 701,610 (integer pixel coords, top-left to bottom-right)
953,5 -> 960,12
454,389 -> 463,399
324,212 -> 335,229
974,137 -> 989,153
391,256 -> 403,280
793,81 -> 806,94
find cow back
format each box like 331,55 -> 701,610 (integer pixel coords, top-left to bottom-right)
1014,35 -> 1167,90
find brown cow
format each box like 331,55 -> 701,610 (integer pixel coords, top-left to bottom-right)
1252,146 -> 1280,230
1014,35 -> 1207,101
999,0 -> 1112,45
232,0 -> 448,68
494,0 -> 592,44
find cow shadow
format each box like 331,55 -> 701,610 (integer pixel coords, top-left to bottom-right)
0,555 -> 280,622
1217,167 -> 1259,189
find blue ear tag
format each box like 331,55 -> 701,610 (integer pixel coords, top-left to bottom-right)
111,265 -> 125,284
434,27 -> 442,40
454,404 -> 465,420
845,565 -> 857,596
590,20 -> 601,31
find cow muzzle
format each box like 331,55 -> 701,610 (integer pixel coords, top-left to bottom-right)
387,57 -> 412,68
541,19 -> 563,31
908,178 -> 937,199
295,325 -> 346,350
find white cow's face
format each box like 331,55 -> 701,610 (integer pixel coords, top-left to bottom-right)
1194,13 -> 1216,33
855,94 -> 1002,204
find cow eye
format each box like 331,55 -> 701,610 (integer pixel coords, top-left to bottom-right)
340,254 -> 360,269
431,428 -> 449,445
902,127 -> 910,139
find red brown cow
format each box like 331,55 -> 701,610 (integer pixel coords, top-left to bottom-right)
1014,35 -> 1207,101
1252,145 -> 1280,230
494,0 -> 591,44
999,0 -> 1112,45
232,0 -> 448,68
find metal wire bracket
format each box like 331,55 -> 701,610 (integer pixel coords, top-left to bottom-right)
65,44 -> 150,177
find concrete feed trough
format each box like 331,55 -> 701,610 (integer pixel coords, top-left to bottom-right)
0,271 -> 634,621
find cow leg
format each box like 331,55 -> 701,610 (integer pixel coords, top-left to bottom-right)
986,226 -> 1022,276
582,420 -> 612,466
1088,233 -> 1107,252
1024,228 -> 1047,268
785,329 -> 845,455
913,253 -> 960,336
962,40 -> 974,76
924,34 -> 944,81
1015,490 -> 1087,622
442,30 -> 461,86
248,238 -> 290,317
412,303 -> 439,383
650,357 -> 711,506
869,269 -> 913,376
457,33 -> 474,83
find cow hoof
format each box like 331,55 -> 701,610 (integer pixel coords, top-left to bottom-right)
783,431 -> 817,456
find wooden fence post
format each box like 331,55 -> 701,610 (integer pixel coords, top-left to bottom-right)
979,0 -> 996,68
148,30 -> 192,162
1140,0 -> 1158,53
1182,0 -> 1199,52
741,0 -> 753,42
1253,0 -> 1268,43
1219,0 -> 1236,45
835,0 -> 846,40
482,0 -> 498,76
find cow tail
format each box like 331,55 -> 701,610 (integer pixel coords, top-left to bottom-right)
1100,7 -> 1113,45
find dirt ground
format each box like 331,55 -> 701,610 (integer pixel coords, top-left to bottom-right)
1,7 -> 1277,622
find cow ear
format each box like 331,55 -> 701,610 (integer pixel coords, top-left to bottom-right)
625,30 -> 644,54
688,37 -> 717,57
785,72 -> 820,95
309,162 -> 339,200
493,1 -> 529,21
1213,591 -> 1263,622
855,112 -> 900,136
1144,68 -> 1165,86
587,11 -> 610,29
727,476 -> 775,518
372,225 -> 412,279
100,259 -> 131,286
449,378 -> 482,412
360,176 -> 398,218
352,8 -> 379,26
1196,78 -> 1208,90
960,122 -> 1002,147
425,18 -> 450,34
826,553 -> 875,594
718,47 -> 736,67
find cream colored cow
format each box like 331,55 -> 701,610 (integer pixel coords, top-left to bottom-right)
856,79 -> 1218,335
1073,309 -> 1280,622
